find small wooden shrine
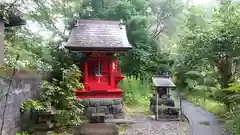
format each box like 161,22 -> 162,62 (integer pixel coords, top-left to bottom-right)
65,20 -> 132,99
150,73 -> 181,120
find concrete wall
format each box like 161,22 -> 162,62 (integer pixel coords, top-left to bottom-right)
0,21 -> 4,67
0,69 -> 43,135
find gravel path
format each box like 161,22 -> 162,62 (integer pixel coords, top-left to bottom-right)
121,109 -> 190,135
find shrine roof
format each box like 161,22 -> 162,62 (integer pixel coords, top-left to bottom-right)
65,19 -> 132,52
0,14 -> 26,27
152,75 -> 176,88
0,4 -> 26,27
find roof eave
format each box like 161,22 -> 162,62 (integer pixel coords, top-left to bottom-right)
152,77 -> 176,88
65,46 -> 133,53
155,85 -> 176,88
1,14 -> 26,27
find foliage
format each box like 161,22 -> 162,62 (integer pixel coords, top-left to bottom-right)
224,106 -> 240,135
45,44 -> 83,82
41,64 -> 84,125
221,83 -> 240,134
174,2 -> 240,134
176,3 -> 240,88
119,77 -> 151,106
4,27 -> 52,70
118,0 -> 183,80
187,92 -> 227,115
16,131 -> 30,135
20,99 -> 45,112
3,0 -> 240,134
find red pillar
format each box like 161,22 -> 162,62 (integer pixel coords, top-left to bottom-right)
109,60 -> 114,88
84,61 -> 88,90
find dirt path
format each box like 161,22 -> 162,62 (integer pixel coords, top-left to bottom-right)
120,107 -> 190,135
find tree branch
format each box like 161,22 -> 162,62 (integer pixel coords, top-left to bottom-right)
149,11 -> 173,40
33,0 -> 67,40
52,0 -> 68,36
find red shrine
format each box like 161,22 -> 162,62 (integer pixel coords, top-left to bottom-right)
65,20 -> 132,99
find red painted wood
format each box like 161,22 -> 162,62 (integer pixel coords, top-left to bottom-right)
76,52 -> 125,99
84,62 -> 88,87
75,88 -> 124,99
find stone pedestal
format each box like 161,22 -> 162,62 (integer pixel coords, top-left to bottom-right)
32,109 -> 55,134
21,107 -> 56,134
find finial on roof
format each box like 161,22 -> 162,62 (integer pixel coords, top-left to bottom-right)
120,19 -> 123,24
119,19 -> 124,29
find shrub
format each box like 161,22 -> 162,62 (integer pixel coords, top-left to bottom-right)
41,64 -> 84,126
16,131 -> 30,135
119,76 -> 151,106
20,99 -> 45,112
188,95 -> 227,115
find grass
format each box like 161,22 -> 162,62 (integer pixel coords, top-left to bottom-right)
119,76 -> 151,109
118,124 -> 130,134
187,92 -> 227,116
118,77 -> 154,134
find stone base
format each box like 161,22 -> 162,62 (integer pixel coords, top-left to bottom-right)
72,123 -> 119,135
80,98 -> 125,120
34,131 -> 52,135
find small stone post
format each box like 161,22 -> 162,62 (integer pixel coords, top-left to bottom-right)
179,93 -> 184,122
156,91 -> 159,120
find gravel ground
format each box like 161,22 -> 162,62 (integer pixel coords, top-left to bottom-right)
219,124 -> 234,135
121,112 -> 190,135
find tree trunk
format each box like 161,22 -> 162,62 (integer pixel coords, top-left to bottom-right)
216,55 -> 233,109
216,55 -> 232,89
220,73 -> 231,88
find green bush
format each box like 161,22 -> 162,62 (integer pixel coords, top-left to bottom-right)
119,76 -> 151,106
41,64 -> 84,126
222,83 -> 240,135
188,95 -> 227,115
16,131 -> 30,135
20,99 -> 45,112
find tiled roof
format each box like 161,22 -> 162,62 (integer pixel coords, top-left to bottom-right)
152,75 -> 176,87
1,14 -> 26,27
0,4 -> 26,27
65,19 -> 132,52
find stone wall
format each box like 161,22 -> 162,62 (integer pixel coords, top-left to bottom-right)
0,69 -> 44,135
0,21 -> 3,67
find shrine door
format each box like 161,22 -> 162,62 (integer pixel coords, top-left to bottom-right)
88,59 -> 109,84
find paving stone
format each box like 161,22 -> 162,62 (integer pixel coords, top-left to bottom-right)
182,100 -> 222,135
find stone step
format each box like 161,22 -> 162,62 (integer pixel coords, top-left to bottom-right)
72,123 -> 119,135
81,118 -> 135,125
